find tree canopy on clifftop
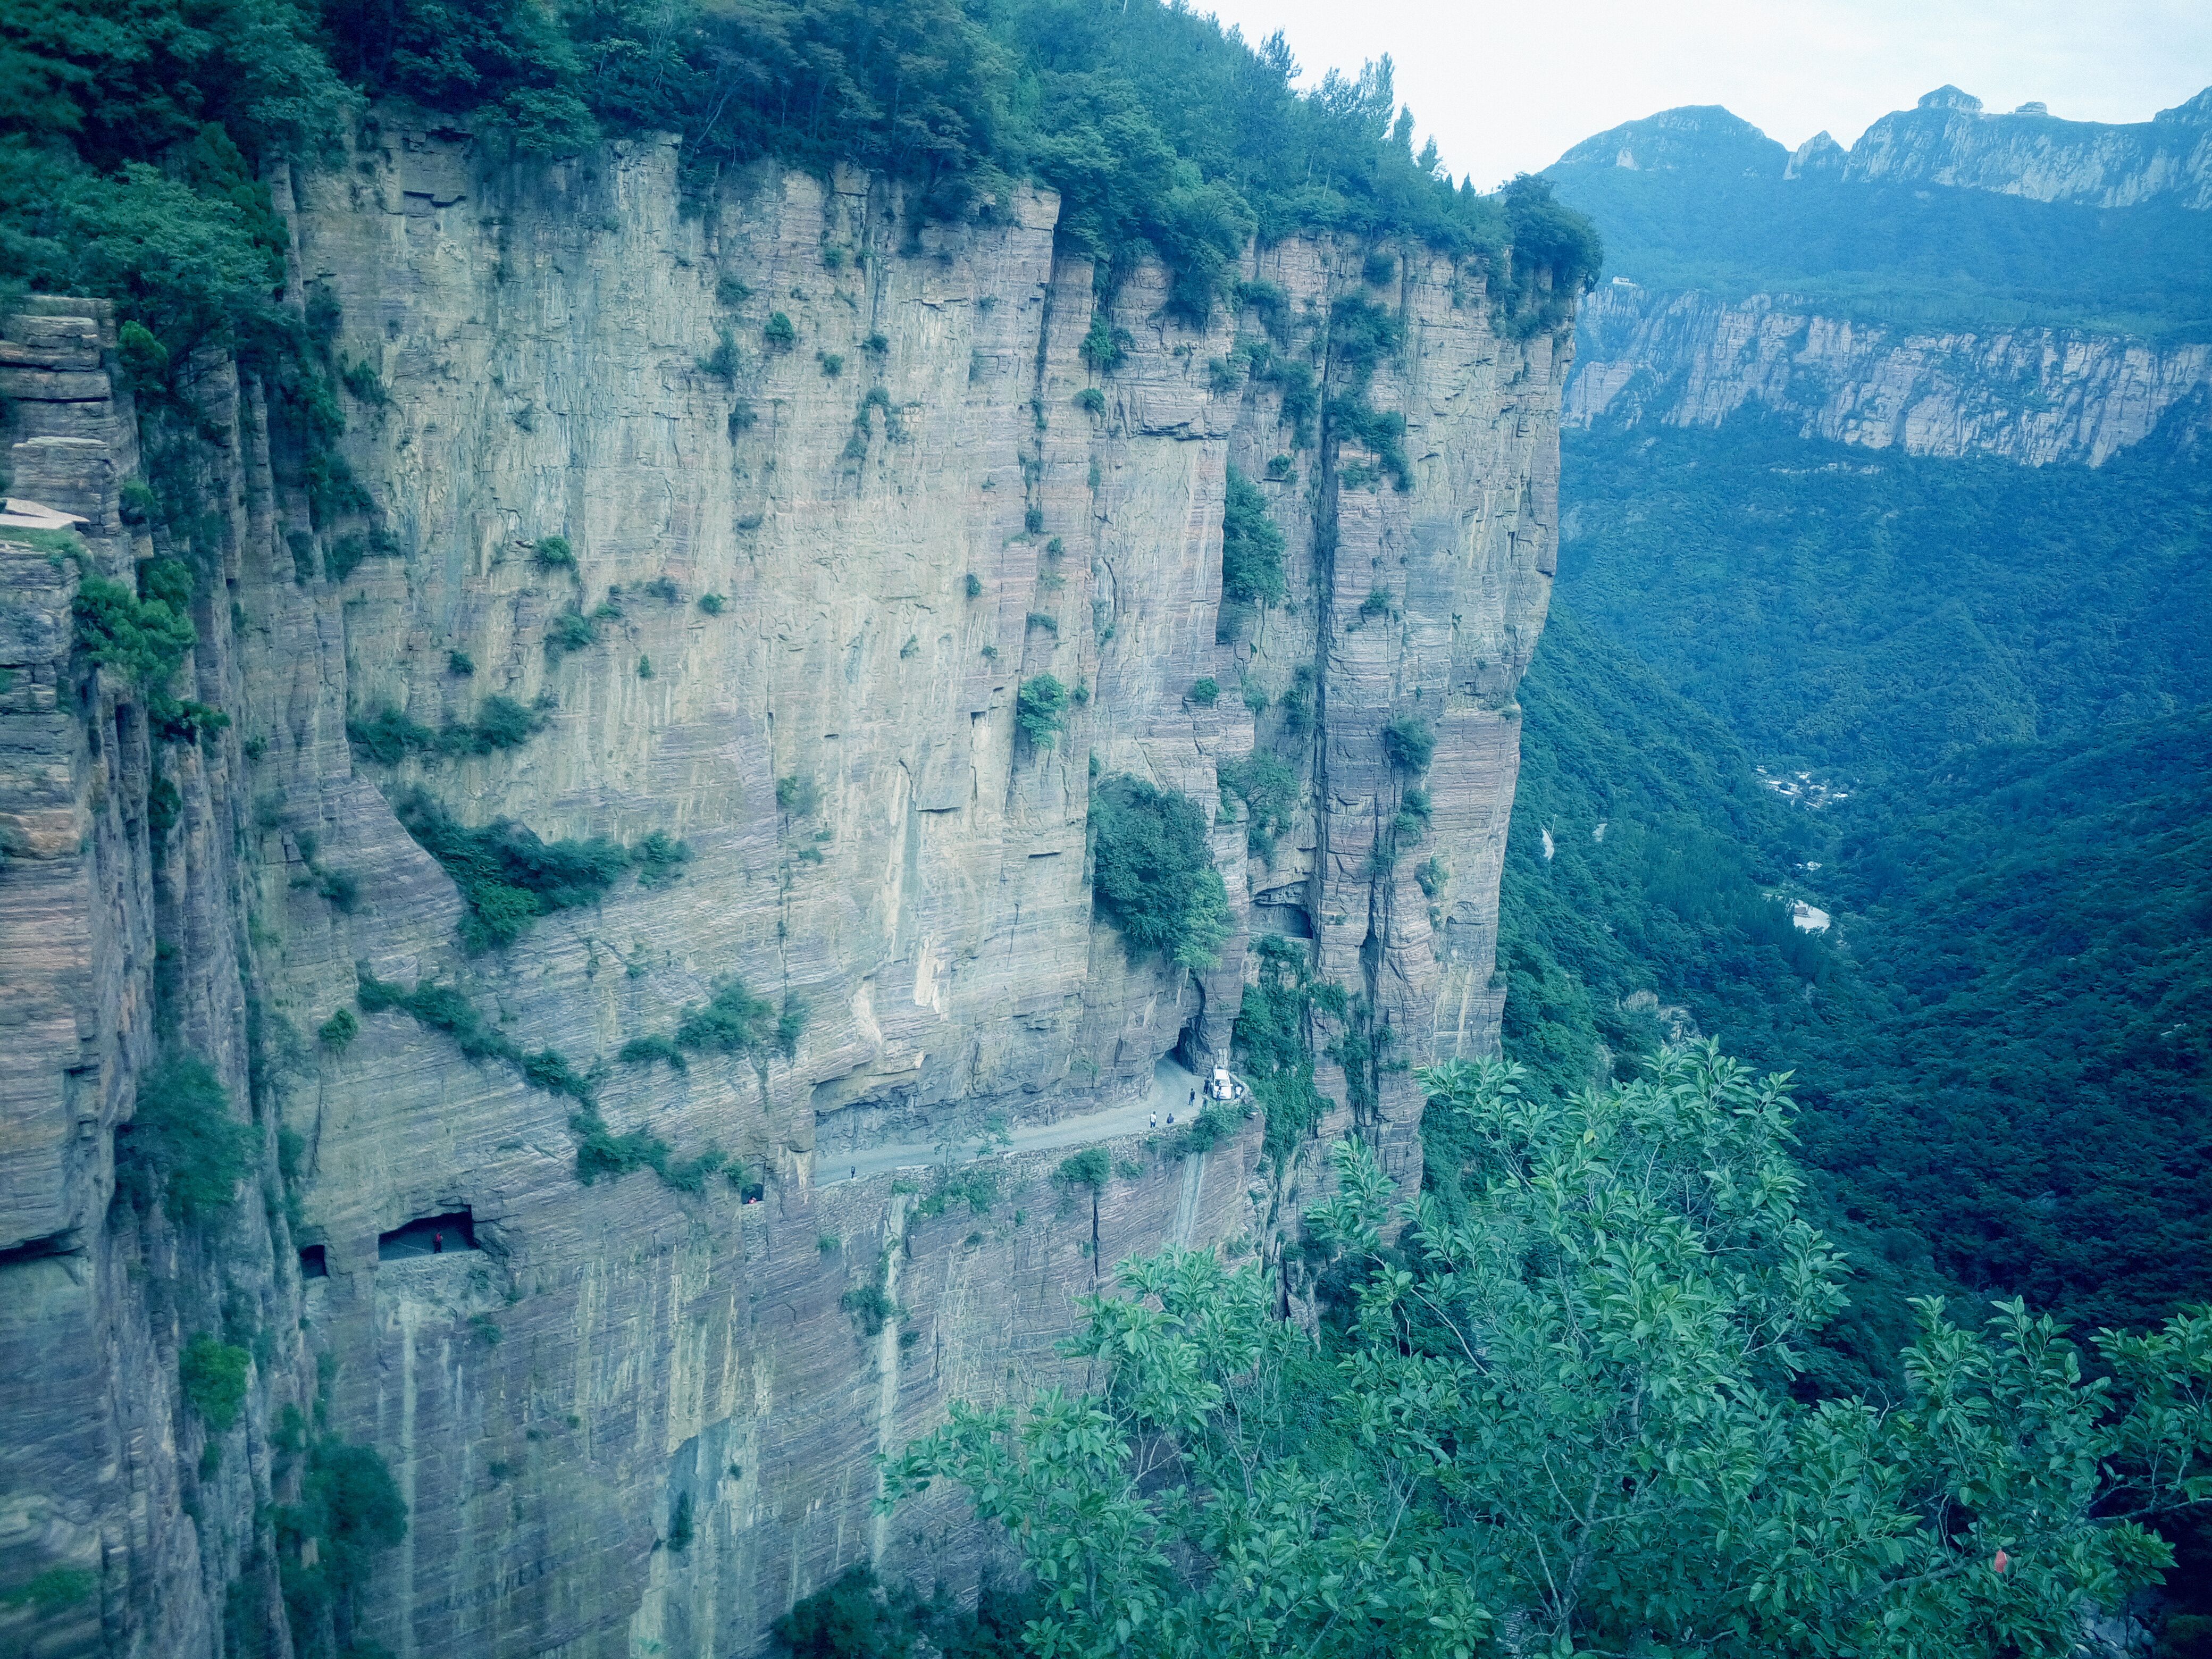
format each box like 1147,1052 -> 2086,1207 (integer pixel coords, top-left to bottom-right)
1,0 -> 1598,363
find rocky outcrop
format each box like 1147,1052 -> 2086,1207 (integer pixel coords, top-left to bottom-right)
1838,85 -> 2212,210
1553,84 -> 2212,210
0,120 -> 1569,1657
1565,283 -> 2212,464
1547,87 -> 2212,466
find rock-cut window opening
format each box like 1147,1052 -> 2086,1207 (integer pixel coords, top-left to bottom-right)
298,1244 -> 328,1278
378,1211 -> 479,1261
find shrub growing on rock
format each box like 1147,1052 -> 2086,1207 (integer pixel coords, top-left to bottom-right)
180,1334 -> 250,1431
1055,1147 -> 1110,1189
1218,750 -> 1299,856
116,1057 -> 254,1225
1016,675 -> 1069,748
546,610 -> 594,656
275,1435 -> 407,1651
73,567 -> 196,690
466,694 -> 541,751
674,977 -> 776,1055
1219,466 -> 1286,606
1089,775 -> 1230,969
1381,714 -> 1435,773
393,790 -> 656,950
841,1280 -> 895,1336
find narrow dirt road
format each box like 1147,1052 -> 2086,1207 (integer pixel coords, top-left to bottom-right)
822,1057 -> 1203,1185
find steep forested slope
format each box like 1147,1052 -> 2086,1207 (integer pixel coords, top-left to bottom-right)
1497,606 -> 1822,1099
1800,711 -> 2212,1329
1510,99 -> 2212,1356
1557,421 -> 2212,785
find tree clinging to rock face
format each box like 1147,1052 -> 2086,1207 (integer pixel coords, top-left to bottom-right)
889,1045 -> 2212,1659
1088,775 -> 1230,970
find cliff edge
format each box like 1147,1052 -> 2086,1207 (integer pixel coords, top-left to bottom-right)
0,127 -> 1570,1658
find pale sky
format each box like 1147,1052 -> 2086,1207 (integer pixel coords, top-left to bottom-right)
1197,0 -> 2212,188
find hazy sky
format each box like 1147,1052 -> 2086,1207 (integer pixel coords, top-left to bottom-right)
1197,0 -> 2212,187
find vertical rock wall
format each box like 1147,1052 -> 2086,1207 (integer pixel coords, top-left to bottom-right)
0,121 -> 1570,1657
1,301 -> 315,1659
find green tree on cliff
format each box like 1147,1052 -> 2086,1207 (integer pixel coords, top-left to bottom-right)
890,1046 -> 2212,1658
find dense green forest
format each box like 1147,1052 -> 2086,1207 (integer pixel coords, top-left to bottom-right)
1486,112 -> 2212,1652
1518,418 -> 2212,1338
1800,711 -> 2212,1329
1555,421 -> 2212,785
1552,168 -> 2212,340
883,1054 -> 2212,1658
1496,604 -> 1821,1099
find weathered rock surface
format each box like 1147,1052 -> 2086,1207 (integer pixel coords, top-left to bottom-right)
1566,282 -> 2212,464
1556,83 -> 2212,210
0,120 -> 1569,1657
1837,85 -> 2212,210
1,299 -> 305,1659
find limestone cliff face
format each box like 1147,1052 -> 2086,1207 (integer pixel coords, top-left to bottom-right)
2,301 -> 303,1659
1558,85 -> 2212,210
1828,85 -> 2212,210
0,122 -> 1569,1658
1566,282 -> 2212,464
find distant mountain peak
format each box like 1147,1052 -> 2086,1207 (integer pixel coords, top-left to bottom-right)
2159,87 -> 2212,125
1552,85 -> 2212,211
1552,106 -> 1787,179
1784,132 -> 1846,180
1848,85 -> 2212,207
1917,86 -> 1984,113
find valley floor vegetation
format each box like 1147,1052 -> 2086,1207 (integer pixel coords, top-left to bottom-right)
885,1047 -> 2212,1659
1520,422 -> 2212,1342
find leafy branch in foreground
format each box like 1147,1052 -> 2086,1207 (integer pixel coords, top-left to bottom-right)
888,1044 -> 2212,1659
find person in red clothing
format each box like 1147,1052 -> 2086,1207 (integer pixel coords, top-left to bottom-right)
432,1230 -> 443,1254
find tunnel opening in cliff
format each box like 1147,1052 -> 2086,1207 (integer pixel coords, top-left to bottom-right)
377,1212 -> 479,1260
299,1245 -> 328,1278
1174,1017 -> 1214,1078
